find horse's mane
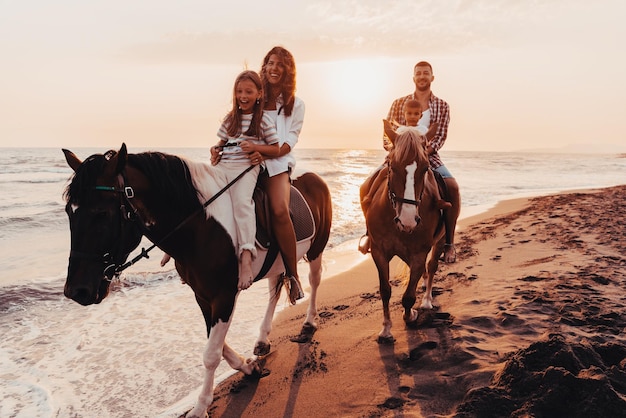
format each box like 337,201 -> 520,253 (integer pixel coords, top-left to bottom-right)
128,152 -> 201,212
64,151 -> 201,214
64,153 -> 108,204
388,130 -> 428,167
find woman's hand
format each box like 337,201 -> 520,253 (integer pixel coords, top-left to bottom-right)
210,145 -> 222,165
248,151 -> 264,165
239,140 -> 255,154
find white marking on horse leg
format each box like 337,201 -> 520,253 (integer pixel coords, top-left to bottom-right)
221,341 -> 245,370
222,342 -> 257,375
398,162 -> 418,230
379,315 -> 393,340
304,256 -> 322,328
420,270 -> 434,309
256,274 -> 281,349
375,255 -> 394,341
187,320 -> 230,418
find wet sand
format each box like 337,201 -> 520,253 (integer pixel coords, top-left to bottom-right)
205,185 -> 626,417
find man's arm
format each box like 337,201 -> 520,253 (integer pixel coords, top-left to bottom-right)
428,96 -> 450,153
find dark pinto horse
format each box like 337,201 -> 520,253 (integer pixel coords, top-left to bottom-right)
360,129 -> 446,344
62,143 -> 332,417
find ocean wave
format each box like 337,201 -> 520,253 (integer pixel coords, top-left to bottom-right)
0,270 -> 182,314
116,269 -> 181,288
0,178 -> 69,185
0,209 -> 66,233
0,280 -> 64,313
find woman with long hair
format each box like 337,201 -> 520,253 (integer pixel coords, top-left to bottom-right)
249,46 -> 305,304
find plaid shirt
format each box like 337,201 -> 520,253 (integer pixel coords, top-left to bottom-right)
384,92 -> 450,169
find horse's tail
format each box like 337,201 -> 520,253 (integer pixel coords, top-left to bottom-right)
293,172 -> 332,262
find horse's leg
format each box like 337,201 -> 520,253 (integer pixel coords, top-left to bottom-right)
222,341 -> 258,374
403,255 -> 427,323
254,274 -> 282,356
187,320 -> 231,418
299,255 -> 321,331
421,242 -> 443,309
372,250 -> 394,343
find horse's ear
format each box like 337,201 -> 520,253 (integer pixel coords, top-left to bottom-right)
115,143 -> 128,174
63,149 -> 82,172
383,119 -> 398,145
425,122 -> 439,141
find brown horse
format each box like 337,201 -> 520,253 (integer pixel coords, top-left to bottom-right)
62,144 -> 332,417
360,129 -> 446,344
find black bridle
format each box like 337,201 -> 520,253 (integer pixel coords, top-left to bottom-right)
80,163 -> 255,281
386,160 -> 425,210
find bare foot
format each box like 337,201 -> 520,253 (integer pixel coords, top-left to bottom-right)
238,272 -> 253,290
160,253 -> 171,267
238,250 -> 254,290
358,235 -> 371,254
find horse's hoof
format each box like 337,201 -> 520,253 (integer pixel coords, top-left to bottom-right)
377,335 -> 396,345
301,322 -> 318,335
243,358 -> 270,380
253,341 -> 271,357
407,309 -> 436,328
441,244 -> 456,263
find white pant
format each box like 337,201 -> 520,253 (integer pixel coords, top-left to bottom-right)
216,160 -> 260,259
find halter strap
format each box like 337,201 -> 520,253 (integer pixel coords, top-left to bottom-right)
95,185 -> 134,198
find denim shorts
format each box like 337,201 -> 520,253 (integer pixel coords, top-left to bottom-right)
433,165 -> 454,179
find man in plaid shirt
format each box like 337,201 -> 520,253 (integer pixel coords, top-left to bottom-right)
382,61 -> 460,263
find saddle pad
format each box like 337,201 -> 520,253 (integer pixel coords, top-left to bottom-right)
255,185 -> 315,249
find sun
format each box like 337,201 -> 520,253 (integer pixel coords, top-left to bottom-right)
325,58 -> 392,110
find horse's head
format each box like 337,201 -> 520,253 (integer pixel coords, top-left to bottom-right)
386,130 -> 430,232
62,143 -> 143,305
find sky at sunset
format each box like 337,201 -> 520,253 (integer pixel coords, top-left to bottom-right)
1,0 -> 625,152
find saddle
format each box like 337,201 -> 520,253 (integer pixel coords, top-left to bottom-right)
431,169 -> 450,202
253,185 -> 315,249
251,184 -> 315,282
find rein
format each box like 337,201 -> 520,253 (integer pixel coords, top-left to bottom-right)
97,163 -> 255,279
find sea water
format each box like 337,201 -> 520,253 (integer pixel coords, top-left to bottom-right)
1,147 -> 625,417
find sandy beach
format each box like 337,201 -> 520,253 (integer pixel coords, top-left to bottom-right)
203,185 -> 626,418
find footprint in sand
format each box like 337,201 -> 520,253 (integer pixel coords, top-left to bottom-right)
409,341 -> 438,361
379,396 -> 405,410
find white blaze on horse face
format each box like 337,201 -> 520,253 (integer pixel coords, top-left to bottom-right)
397,161 -> 419,230
71,204 -> 79,213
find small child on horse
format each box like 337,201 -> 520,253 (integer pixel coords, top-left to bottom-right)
358,100 -> 451,255
210,70 -> 280,290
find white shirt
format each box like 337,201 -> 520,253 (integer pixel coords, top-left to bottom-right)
263,96 -> 305,177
